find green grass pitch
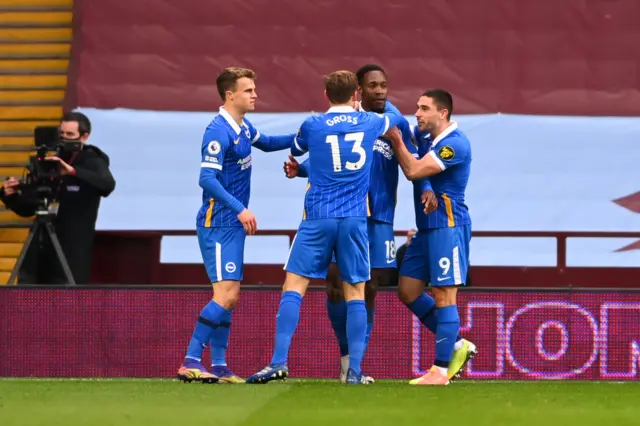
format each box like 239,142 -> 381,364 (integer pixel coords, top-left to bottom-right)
1,379 -> 639,426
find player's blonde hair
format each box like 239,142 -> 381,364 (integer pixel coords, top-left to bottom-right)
216,67 -> 257,101
324,70 -> 358,104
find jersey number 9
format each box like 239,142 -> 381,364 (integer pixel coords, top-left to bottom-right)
325,132 -> 366,172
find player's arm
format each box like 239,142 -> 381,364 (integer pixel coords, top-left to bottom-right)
297,158 -> 309,178
383,101 -> 408,132
199,130 -> 245,214
290,120 -> 311,157
388,128 -> 467,180
369,108 -> 403,140
251,130 -> 297,152
404,124 -> 433,191
244,120 -> 296,152
403,122 -> 437,212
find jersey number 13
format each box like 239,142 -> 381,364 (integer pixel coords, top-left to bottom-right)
325,132 -> 366,172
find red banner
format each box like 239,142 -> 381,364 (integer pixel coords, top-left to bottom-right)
1,288 -> 638,380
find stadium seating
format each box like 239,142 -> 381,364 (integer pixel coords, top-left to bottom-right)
0,0 -> 73,283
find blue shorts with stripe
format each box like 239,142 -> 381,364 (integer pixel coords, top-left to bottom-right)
330,218 -> 396,269
399,224 -> 471,287
285,217 -> 370,285
198,226 -> 245,283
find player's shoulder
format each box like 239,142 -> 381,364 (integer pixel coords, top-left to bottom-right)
356,110 -> 386,127
243,116 -> 257,131
383,101 -> 402,116
437,129 -> 471,162
444,128 -> 471,148
202,117 -> 233,147
295,114 -> 322,137
302,114 -> 323,126
205,115 -> 233,134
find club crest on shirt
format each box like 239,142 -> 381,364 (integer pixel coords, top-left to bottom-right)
438,145 -> 455,160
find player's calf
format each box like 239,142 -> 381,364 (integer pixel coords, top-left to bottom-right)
430,287 -> 460,377
326,267 -> 349,364
206,280 -> 242,380
341,281 -> 368,379
181,287 -> 234,381
399,275 -> 465,346
247,272 -> 309,384
330,275 -> 375,384
364,270 -> 380,346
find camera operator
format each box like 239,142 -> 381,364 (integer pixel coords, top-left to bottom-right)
0,112 -> 116,284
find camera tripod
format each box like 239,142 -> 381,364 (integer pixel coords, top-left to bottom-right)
7,207 -> 76,285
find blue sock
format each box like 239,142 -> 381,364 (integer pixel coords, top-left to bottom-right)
185,300 -> 226,362
326,298 -> 349,357
270,291 -> 303,366
364,306 -> 375,351
405,293 -> 438,334
346,300 -> 367,375
406,294 -> 463,343
434,305 -> 460,368
210,308 -> 233,366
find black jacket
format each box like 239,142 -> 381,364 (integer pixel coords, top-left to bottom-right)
0,145 -> 115,284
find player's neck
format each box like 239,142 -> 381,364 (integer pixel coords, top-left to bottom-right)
329,102 -> 354,109
221,104 -> 245,126
430,121 -> 451,140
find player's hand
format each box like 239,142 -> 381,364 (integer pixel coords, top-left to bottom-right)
421,190 -> 438,214
383,127 -> 402,145
283,154 -> 299,178
237,209 -> 257,235
3,177 -> 20,196
46,156 -> 75,175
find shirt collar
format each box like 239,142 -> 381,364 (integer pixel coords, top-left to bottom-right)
218,107 -> 243,135
430,121 -> 458,147
326,106 -> 356,113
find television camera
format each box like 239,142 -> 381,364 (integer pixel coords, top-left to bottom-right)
6,126 -> 82,285
21,125 -> 83,210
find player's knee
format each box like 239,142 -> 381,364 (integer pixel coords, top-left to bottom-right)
327,264 -> 340,284
364,280 -> 377,309
365,268 -> 391,309
342,281 -> 365,301
397,276 -> 424,305
397,286 -> 414,305
325,263 -> 343,303
283,272 -> 309,296
376,268 -> 398,288
432,287 -> 458,307
212,280 -> 241,309
326,283 -> 343,304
